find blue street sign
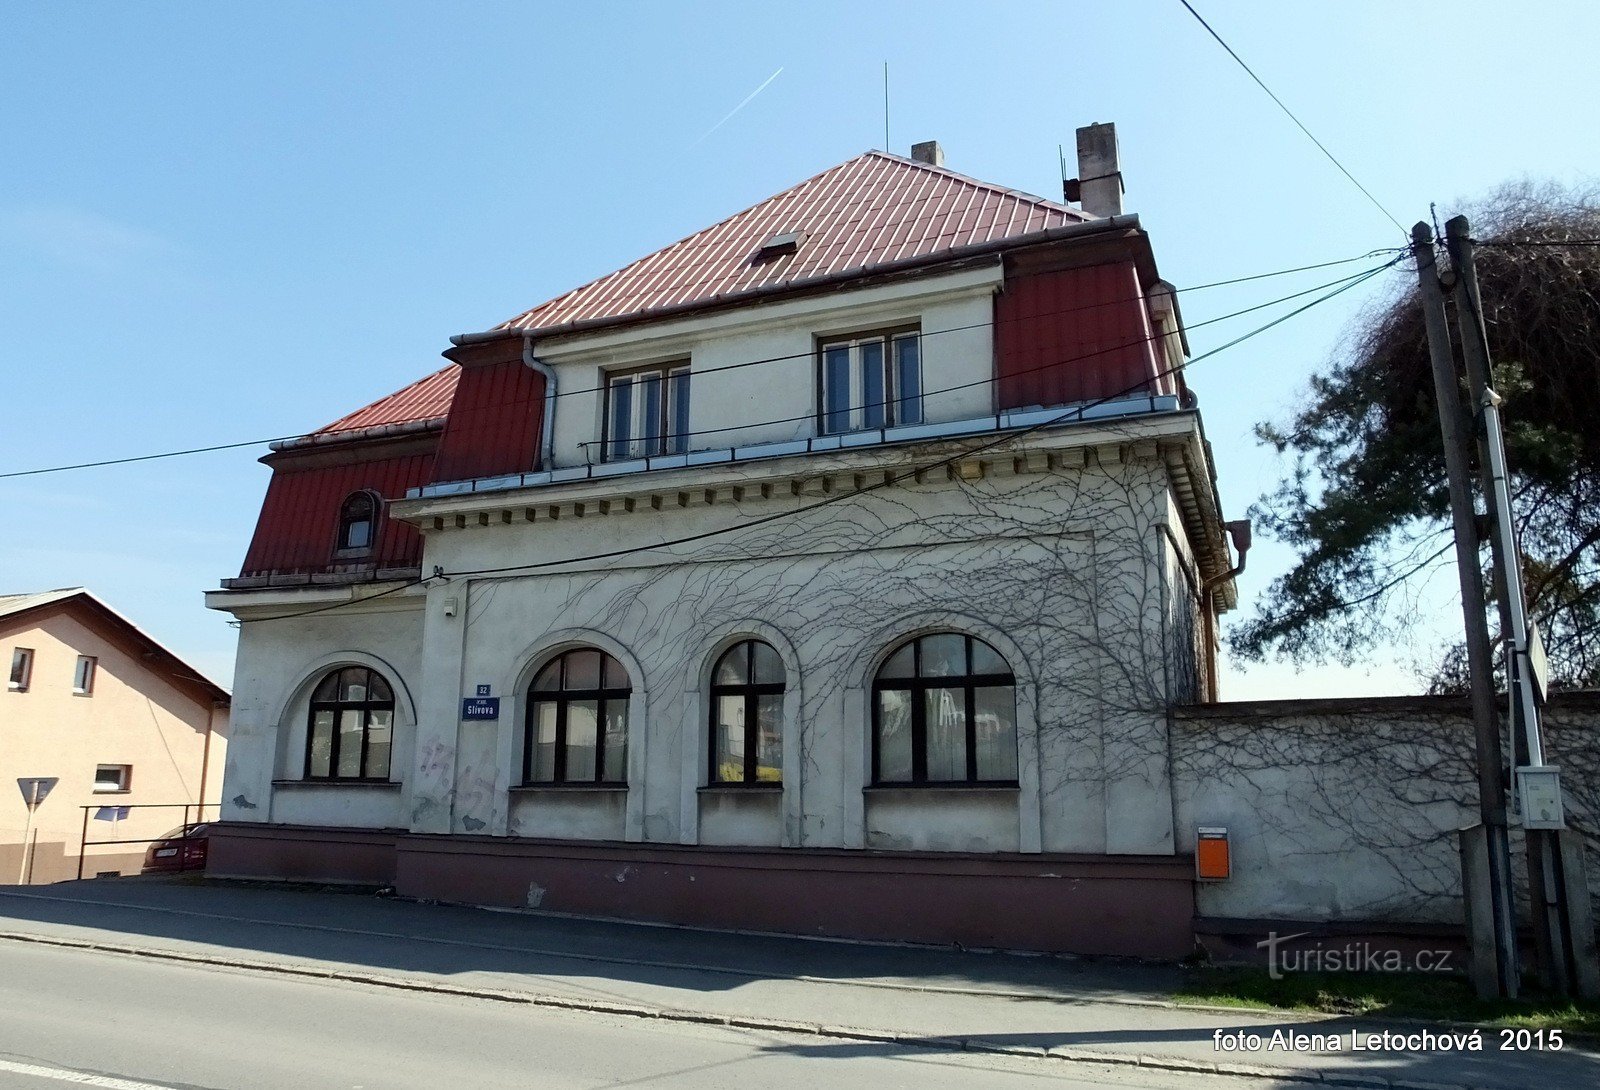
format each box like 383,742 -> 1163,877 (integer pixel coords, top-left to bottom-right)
462,697 -> 500,721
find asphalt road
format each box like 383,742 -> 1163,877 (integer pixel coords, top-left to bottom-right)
0,939 -> 1244,1090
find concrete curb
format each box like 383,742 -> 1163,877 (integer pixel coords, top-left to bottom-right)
0,929 -> 1478,1090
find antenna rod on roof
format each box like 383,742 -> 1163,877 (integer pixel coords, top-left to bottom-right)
883,61 -> 890,151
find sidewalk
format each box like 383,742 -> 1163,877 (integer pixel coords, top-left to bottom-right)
0,878 -> 1593,1089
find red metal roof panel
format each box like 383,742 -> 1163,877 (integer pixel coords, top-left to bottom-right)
313,365 -> 460,436
493,151 -> 1088,336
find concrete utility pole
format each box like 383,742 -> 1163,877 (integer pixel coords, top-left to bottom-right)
1412,222 -> 1520,998
1444,216 -> 1600,998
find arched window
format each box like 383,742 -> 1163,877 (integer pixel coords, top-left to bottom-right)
306,666 -> 395,780
872,633 -> 1017,785
525,648 -> 630,785
709,639 -> 785,785
337,491 -> 378,553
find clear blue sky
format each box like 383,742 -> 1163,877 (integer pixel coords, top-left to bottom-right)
3,1 -> 1596,695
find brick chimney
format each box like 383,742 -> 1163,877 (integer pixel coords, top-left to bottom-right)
1073,122 -> 1123,218
910,140 -> 945,168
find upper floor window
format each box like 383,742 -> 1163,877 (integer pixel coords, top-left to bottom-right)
605,363 -> 690,461
709,640 -> 785,785
73,655 -> 97,695
525,648 -> 630,785
306,666 -> 395,780
872,633 -> 1017,785
8,648 -> 33,691
337,491 -> 378,553
819,328 -> 922,435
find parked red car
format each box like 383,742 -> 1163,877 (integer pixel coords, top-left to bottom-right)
141,823 -> 209,873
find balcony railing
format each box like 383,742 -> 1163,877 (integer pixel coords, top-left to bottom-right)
408,393 -> 1180,501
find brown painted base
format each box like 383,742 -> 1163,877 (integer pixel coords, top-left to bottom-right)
207,822 -> 401,887
207,822 -> 1197,959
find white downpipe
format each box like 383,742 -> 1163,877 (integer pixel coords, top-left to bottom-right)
522,336 -> 557,471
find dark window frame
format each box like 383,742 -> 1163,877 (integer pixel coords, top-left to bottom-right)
73,655 -> 97,695
870,633 -> 1017,786
601,361 -> 692,462
335,491 -> 380,556
523,649 -> 632,786
304,666 -> 396,782
816,324 -> 923,436
707,639 -> 786,786
8,647 -> 33,691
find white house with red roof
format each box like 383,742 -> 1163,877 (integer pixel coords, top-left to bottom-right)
206,129 -> 1242,957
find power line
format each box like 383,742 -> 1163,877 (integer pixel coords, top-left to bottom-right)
1176,0 -> 1407,237
0,248 -> 1397,483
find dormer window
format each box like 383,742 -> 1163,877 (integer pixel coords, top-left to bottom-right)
819,327 -> 923,435
337,491 -> 378,554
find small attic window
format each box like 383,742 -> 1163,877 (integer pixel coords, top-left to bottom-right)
754,230 -> 806,261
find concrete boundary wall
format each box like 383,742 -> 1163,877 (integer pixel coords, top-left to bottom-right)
1172,691 -> 1600,931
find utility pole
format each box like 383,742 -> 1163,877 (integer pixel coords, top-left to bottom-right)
1412,222 -> 1520,998
1445,216 -> 1599,998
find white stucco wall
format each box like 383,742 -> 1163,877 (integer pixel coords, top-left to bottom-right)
535,265 -> 1002,470
214,416 -> 1211,861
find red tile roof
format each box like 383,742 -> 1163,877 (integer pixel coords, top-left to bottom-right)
492,151 -> 1089,336
314,364 -> 459,435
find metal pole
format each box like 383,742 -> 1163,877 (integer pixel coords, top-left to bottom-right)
1446,215 -> 1573,993
77,806 -> 89,881
17,785 -> 37,886
1414,222 -> 1519,997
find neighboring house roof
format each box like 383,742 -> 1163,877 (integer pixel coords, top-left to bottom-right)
0,588 -> 230,705
489,150 -> 1092,337
313,364 -> 460,436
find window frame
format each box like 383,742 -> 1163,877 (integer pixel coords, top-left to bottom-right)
93,764 -> 132,794
601,361 -> 692,462
816,324 -> 924,436
8,647 -> 33,692
73,655 -> 97,695
707,639 -> 786,786
303,666 -> 396,782
335,490 -> 380,556
870,633 -> 1018,786
522,648 -> 632,786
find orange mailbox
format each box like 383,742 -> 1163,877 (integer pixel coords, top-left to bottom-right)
1196,827 -> 1231,881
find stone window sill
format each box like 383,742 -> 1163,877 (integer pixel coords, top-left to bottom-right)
697,783 -> 783,794
864,783 -> 1020,794
510,783 -> 629,793
273,779 -> 402,790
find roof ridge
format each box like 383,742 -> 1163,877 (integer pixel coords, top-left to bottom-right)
861,149 -> 1086,219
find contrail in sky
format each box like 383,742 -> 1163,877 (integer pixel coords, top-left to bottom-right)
693,67 -> 784,146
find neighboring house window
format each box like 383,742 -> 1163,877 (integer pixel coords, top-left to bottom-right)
709,640 -> 786,785
605,363 -> 691,461
337,491 -> 379,553
305,666 -> 395,780
819,328 -> 922,435
73,655 -> 97,695
8,648 -> 32,691
872,633 -> 1017,785
94,764 -> 132,793
524,648 -> 630,784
